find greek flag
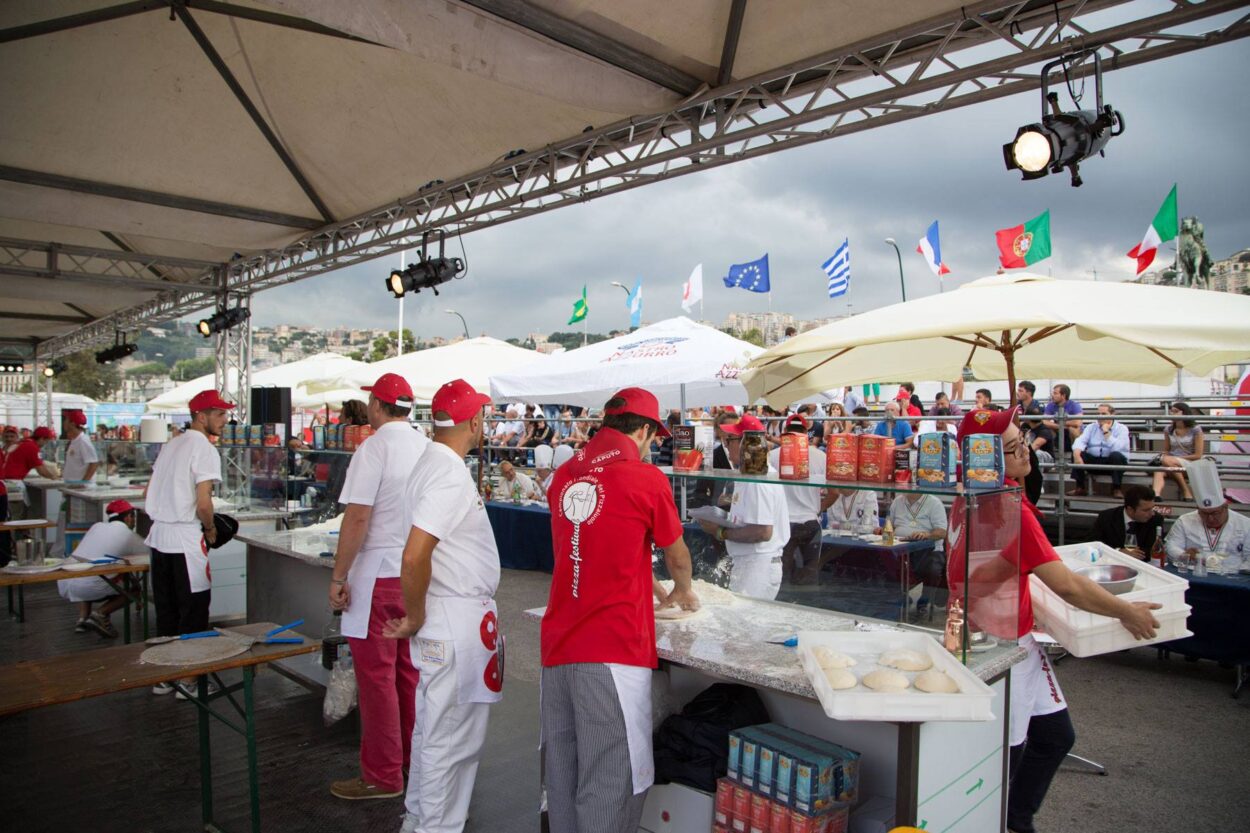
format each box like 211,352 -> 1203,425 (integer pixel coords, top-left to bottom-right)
822,239 -> 850,298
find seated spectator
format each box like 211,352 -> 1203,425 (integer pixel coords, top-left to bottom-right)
1069,404 -> 1131,497
1164,461 -> 1249,565
928,391 -> 963,417
491,408 -> 523,461
498,461 -> 542,501
872,401 -> 914,447
888,492 -> 949,591
823,402 -> 852,439
1152,402 -> 1204,501
1016,380 -> 1055,453
56,500 -> 147,637
974,388 -> 1000,411
524,417 -> 555,448
850,406 -> 871,435
1093,485 -> 1163,559
1042,384 -> 1083,452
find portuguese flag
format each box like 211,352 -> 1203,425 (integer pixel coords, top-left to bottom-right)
1127,184 -> 1178,275
995,210 -> 1051,269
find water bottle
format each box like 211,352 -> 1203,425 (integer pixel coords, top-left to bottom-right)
322,610 -> 347,670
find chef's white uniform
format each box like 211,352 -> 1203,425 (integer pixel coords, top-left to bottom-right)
725,469 -> 790,600
57,519 -> 147,602
403,442 -> 503,833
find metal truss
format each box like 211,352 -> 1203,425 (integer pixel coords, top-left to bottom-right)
37,0 -> 1250,357
0,236 -> 219,294
216,291 -> 253,501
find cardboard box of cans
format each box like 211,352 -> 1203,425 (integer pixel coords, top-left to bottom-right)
727,723 -> 860,814
715,777 -> 849,833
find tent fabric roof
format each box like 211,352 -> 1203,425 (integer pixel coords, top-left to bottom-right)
0,0 -> 961,344
362,336 -> 546,403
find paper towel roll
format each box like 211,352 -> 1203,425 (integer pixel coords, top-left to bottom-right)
140,417 -> 169,443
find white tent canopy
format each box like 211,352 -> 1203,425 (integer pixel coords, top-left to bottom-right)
144,370 -> 238,414
364,337 -> 546,404
145,352 -> 369,413
743,273 -> 1250,408
490,317 -> 761,411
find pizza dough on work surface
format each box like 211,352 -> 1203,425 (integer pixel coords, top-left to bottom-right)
862,669 -> 911,692
654,605 -> 708,621
140,638 -> 249,666
812,646 -> 857,670
877,648 -> 933,673
915,669 -> 960,694
657,579 -> 738,606
823,667 -> 858,690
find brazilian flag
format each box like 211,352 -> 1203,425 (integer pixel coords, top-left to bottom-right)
568,285 -> 588,325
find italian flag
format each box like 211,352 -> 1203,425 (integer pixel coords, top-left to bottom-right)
1127,185 -> 1178,275
994,210 -> 1051,269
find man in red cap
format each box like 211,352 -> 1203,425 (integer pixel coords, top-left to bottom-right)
1,424 -> 60,567
948,407 -> 1161,833
382,379 -> 500,833
698,413 -> 790,600
328,372 -> 429,801
143,389 -> 233,695
50,409 -> 101,556
57,499 -> 147,637
541,387 -> 698,833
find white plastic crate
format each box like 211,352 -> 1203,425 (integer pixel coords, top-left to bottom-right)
1030,542 -> 1192,657
796,630 -> 995,722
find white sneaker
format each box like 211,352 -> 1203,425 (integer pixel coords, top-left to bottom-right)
151,681 -> 175,695
399,812 -> 419,833
175,679 -> 221,700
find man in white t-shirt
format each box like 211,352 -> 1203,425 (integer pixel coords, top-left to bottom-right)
51,408 -> 101,556
58,498 -> 147,637
888,492 -> 949,596
767,415 -> 834,583
328,373 -> 430,802
499,460 -> 541,501
383,379 -> 501,833
144,389 -> 230,692
698,414 -> 790,600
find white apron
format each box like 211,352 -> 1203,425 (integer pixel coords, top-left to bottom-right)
607,664 -> 655,795
416,596 -> 503,705
341,546 -> 392,640
160,522 -> 212,594
1008,633 -> 1068,747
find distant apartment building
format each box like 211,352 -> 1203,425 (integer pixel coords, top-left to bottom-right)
1211,248 -> 1250,294
722,311 -> 797,346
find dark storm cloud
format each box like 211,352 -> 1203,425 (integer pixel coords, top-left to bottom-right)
254,37 -> 1249,339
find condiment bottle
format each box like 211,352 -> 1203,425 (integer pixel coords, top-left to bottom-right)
1151,537 -> 1166,570
944,598 -> 965,655
882,518 -> 894,545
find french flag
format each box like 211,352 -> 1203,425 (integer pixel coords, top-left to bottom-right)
916,220 -> 951,277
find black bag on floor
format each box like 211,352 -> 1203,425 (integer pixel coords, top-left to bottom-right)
652,683 -> 770,792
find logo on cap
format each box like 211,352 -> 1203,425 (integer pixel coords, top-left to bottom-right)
974,412 -> 991,425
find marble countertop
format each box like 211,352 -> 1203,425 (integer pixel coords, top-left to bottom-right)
238,529 -> 336,568
524,598 -> 1024,700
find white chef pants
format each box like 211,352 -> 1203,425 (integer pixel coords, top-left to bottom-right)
728,553 -> 783,600
403,636 -> 491,832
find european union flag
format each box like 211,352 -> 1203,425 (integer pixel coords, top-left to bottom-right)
723,254 -> 770,293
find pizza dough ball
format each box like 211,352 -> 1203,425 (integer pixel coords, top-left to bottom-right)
823,668 -> 858,690
813,646 -> 857,670
878,649 -> 933,673
862,669 -> 911,692
915,669 -> 960,694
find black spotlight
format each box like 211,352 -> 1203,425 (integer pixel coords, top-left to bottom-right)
1003,51 -> 1124,187
95,334 -> 138,364
197,306 -> 251,338
43,359 -> 68,378
384,230 -> 465,299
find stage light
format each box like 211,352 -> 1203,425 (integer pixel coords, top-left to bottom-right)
42,360 -> 67,378
384,230 -> 465,299
95,338 -> 137,364
0,362 -> 25,373
197,306 -> 250,338
1003,51 -> 1124,187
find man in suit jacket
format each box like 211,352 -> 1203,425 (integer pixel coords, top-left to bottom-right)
1093,485 -> 1163,559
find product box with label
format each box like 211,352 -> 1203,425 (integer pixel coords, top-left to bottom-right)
733,723 -> 860,814
856,435 -> 895,483
915,431 -> 957,487
312,425 -> 325,450
262,422 -> 285,447
715,777 -> 735,828
961,432 -> 1005,490
672,425 -> 703,472
825,434 -> 858,481
248,424 -> 263,446
779,432 -> 810,481
892,447 -> 912,485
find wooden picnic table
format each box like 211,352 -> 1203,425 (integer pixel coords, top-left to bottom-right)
0,622 -> 319,833
1,559 -> 150,640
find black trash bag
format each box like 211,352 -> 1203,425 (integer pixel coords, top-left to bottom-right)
652,682 -> 770,793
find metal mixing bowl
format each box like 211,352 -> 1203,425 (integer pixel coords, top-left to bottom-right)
1076,564 -> 1139,595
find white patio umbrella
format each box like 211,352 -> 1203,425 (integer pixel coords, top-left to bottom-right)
365,337 -> 545,403
145,370 -> 240,413
251,352 -> 371,394
743,273 -> 1250,407
490,317 -> 762,410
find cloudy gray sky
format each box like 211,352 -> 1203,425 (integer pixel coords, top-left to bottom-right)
251,35 -> 1249,341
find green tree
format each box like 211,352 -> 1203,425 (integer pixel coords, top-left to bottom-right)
127,361 -> 169,379
739,328 -> 766,347
367,329 -> 415,362
57,350 -> 122,399
348,350 -> 365,361
545,331 -> 608,350
172,357 -> 216,380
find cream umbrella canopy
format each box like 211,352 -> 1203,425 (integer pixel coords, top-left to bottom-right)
743,273 -> 1250,408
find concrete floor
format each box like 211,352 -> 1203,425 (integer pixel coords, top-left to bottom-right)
2,570 -> 1247,832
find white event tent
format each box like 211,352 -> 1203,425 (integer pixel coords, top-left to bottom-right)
489,317 -> 761,411
146,352 -> 369,413
363,337 -> 546,404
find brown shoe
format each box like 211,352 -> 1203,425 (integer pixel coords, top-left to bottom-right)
1066,487 -> 1087,497
330,777 -> 402,800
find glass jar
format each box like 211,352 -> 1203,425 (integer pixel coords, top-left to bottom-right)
740,430 -> 769,475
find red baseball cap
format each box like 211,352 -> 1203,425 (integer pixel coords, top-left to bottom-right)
431,379 -> 491,426
604,387 -> 670,438
188,390 -> 235,412
363,372 -> 414,407
64,409 -> 87,427
32,426 -> 56,440
956,406 -> 1019,445
2,425 -> 17,434
721,414 -> 766,436
783,413 -> 808,433
106,499 -> 135,516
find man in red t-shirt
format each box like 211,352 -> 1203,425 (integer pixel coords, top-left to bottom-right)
541,387 -> 698,833
947,408 -> 1159,833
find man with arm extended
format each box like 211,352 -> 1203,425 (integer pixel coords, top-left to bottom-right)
383,380 -> 502,833
541,387 -> 699,833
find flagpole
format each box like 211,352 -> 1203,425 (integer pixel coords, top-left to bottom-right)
582,315 -> 587,347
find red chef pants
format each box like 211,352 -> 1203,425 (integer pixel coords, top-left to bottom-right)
347,577 -> 419,792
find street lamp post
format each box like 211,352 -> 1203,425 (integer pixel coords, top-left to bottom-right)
884,238 -> 907,302
444,309 -> 470,340
609,281 -> 632,330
